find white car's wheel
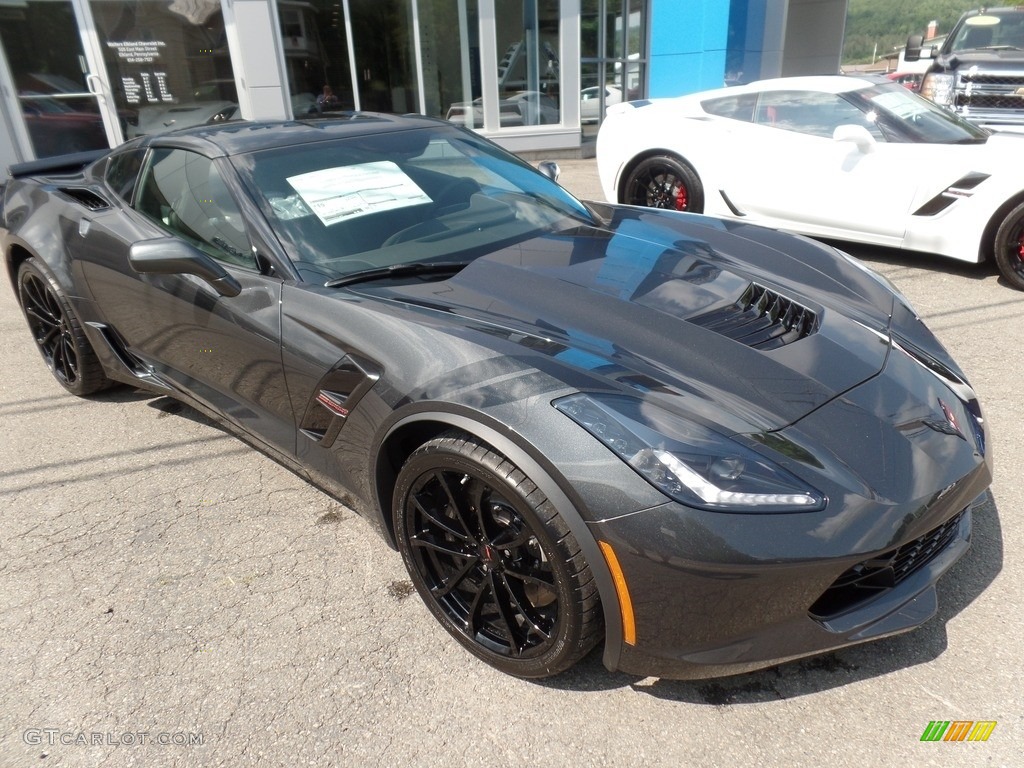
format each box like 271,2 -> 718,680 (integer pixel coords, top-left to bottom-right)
994,202 -> 1024,291
622,155 -> 704,213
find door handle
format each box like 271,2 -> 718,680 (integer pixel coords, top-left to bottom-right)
85,74 -> 104,97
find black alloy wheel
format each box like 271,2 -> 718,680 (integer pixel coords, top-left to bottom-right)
622,154 -> 705,213
17,258 -> 110,396
993,201 -> 1024,291
393,431 -> 602,678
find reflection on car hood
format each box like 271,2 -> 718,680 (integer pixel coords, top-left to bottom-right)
360,206 -> 898,432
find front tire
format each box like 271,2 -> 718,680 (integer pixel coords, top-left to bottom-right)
17,258 -> 110,396
393,431 -> 602,678
622,154 -> 705,213
994,202 -> 1024,291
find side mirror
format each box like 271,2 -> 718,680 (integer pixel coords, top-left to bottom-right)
537,160 -> 560,182
905,34 -> 924,62
904,34 -> 936,63
833,124 -> 876,154
129,238 -> 242,297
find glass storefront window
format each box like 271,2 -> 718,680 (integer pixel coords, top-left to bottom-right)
292,0 -> 479,124
88,0 -> 238,138
295,0 -> 421,116
579,0 -> 645,129
0,1 -> 110,157
420,0 -> 479,123
350,0 -> 418,112
282,1 -> 355,116
493,0 -> 560,126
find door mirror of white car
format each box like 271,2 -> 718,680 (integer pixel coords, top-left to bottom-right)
833,124 -> 876,153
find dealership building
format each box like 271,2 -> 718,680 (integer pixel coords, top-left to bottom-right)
0,0 -> 847,169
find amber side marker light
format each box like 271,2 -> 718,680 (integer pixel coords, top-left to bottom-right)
598,540 -> 637,646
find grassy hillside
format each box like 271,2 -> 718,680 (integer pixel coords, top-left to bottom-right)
842,0 -> 981,63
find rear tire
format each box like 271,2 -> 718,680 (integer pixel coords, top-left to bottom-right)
993,201 -> 1024,291
17,258 -> 111,396
622,154 -> 705,213
393,431 -> 602,678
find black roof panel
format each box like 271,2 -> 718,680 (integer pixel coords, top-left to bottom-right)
142,113 -> 445,157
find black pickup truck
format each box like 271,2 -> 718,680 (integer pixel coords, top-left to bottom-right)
907,7 -> 1024,128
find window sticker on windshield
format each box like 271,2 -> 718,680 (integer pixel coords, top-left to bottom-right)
286,161 -> 432,226
873,91 -> 923,119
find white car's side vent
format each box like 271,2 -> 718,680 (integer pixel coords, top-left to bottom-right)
912,172 -> 990,217
689,283 -> 818,349
58,187 -> 110,211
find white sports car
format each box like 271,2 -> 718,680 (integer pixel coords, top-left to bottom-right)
597,75 -> 1024,291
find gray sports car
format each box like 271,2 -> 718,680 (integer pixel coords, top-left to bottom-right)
1,115 -> 992,679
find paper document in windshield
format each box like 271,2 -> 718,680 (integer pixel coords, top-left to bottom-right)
287,161 -> 432,226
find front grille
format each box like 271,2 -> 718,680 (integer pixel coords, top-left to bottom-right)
809,509 -> 966,619
955,72 -> 1024,112
688,283 -> 817,349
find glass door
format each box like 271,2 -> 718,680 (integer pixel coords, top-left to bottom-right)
86,0 -> 240,139
0,0 -> 122,159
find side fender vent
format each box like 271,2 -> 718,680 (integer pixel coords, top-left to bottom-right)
689,283 -> 818,349
299,353 -> 382,448
58,187 -> 110,211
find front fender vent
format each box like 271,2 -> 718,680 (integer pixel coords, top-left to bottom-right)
688,283 -> 818,349
58,187 -> 110,211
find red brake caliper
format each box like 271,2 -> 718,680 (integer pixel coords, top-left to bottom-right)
1017,232 -> 1024,264
675,184 -> 687,211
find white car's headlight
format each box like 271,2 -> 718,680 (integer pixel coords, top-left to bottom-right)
555,393 -> 825,512
921,73 -> 955,106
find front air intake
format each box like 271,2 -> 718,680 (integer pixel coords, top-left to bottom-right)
809,509 -> 966,620
688,283 -> 817,349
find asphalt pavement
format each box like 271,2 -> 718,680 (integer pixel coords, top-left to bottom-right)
0,159 -> 1020,767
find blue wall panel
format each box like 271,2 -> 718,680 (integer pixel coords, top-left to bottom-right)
648,0 -> 731,97
726,0 -> 768,83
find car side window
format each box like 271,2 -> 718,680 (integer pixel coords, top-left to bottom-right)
701,93 -> 758,122
105,149 -> 147,203
135,148 -> 255,269
752,90 -> 885,140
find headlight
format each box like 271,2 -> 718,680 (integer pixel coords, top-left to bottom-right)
920,73 -> 954,106
555,393 -> 825,512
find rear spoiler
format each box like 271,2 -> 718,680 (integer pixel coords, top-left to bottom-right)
8,149 -> 107,180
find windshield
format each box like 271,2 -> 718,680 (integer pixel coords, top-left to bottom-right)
232,125 -> 594,284
949,10 -> 1024,52
845,83 -> 989,144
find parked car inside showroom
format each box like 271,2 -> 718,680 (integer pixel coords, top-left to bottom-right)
580,85 -> 622,123
446,90 -> 559,127
1,114 -> 991,680
597,74 -> 1024,291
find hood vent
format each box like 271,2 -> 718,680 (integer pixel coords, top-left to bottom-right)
58,187 -> 110,211
689,283 -> 817,349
